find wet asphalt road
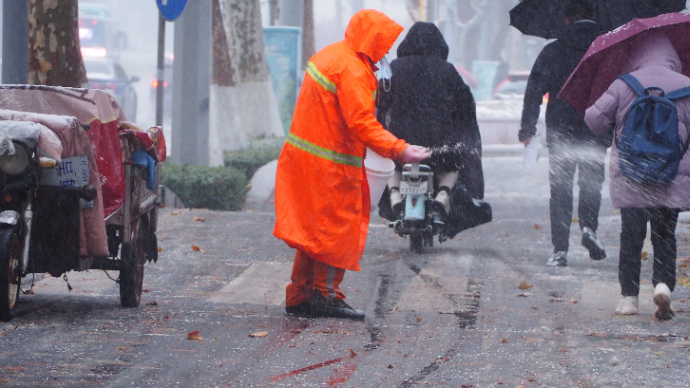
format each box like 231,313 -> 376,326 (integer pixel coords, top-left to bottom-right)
2,156 -> 690,387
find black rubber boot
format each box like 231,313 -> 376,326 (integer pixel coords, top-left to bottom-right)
285,301 -> 311,316
308,292 -> 365,321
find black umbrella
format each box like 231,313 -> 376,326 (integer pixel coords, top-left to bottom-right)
509,0 -> 686,39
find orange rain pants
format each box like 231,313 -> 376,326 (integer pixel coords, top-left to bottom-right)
286,250 -> 346,307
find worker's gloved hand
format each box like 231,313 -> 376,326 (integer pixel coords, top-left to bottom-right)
400,145 -> 431,164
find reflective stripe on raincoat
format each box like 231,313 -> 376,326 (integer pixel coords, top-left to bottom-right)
274,10 -> 406,271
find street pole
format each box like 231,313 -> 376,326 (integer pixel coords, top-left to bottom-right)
155,12 -> 166,127
2,0 -> 29,84
279,0 -> 303,27
171,0 -> 211,166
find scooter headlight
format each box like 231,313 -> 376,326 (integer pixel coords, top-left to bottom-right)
0,142 -> 32,176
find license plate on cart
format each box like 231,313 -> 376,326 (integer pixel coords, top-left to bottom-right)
400,181 -> 427,195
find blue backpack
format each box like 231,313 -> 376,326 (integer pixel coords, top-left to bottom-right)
616,74 -> 690,184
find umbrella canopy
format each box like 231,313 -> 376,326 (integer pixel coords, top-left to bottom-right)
509,0 -> 686,39
559,13 -> 690,115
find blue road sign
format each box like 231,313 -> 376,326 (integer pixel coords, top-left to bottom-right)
156,0 -> 189,21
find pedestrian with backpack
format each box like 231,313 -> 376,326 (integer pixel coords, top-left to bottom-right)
585,31 -> 690,320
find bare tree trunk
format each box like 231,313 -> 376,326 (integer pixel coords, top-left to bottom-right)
209,0 -> 283,163
28,0 -> 86,87
302,0 -> 315,67
212,0 -> 236,87
488,0 -> 513,61
455,0 -> 489,68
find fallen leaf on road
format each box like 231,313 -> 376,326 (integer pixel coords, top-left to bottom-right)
143,289 -> 150,293
349,349 -> 357,357
572,218 -> 579,223
501,339 -> 507,343
678,277 -> 690,287
534,224 -> 540,229
572,299 -> 578,304
117,347 -> 129,351
146,301 -> 158,306
416,318 -> 422,322
191,245 -> 204,252
193,216 -> 205,222
249,331 -> 268,338
172,210 -> 182,215
387,365 -> 394,369
157,247 -> 163,253
642,251 -> 648,260
187,331 -> 202,341
518,281 -> 532,290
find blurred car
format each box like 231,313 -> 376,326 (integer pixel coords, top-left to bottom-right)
493,71 -> 530,99
84,57 -> 139,121
79,2 -> 127,60
454,65 -> 478,90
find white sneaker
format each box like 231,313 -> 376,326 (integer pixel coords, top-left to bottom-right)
546,251 -> 567,267
615,296 -> 639,315
433,190 -> 451,215
653,283 -> 674,321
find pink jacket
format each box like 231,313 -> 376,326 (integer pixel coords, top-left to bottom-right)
585,32 -> 690,209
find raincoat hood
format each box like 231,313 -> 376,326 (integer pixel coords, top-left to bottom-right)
344,9 -> 404,63
396,22 -> 449,60
624,31 -> 682,74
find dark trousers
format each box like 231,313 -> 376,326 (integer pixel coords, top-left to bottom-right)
619,208 -> 678,297
548,145 -> 607,253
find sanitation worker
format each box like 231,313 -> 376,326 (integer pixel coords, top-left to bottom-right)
274,9 -> 431,321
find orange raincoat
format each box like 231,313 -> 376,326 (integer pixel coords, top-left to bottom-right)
274,10 -> 406,271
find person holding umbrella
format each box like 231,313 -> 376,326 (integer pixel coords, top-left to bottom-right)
583,31 -> 690,320
518,0 -> 609,267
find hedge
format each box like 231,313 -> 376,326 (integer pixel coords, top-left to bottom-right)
160,164 -> 248,211
224,137 -> 285,180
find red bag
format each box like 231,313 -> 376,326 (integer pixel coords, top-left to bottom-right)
133,126 -> 166,163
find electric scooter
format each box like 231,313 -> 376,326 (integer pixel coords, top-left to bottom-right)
389,163 -> 446,253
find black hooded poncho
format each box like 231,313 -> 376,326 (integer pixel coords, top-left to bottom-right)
376,22 -> 484,198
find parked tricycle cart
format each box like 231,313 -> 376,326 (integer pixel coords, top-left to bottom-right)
0,86 -> 165,321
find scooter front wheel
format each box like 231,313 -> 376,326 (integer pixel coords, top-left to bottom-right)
423,233 -> 434,248
410,234 -> 423,254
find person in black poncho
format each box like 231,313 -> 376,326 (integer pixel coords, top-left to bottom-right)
376,21 -> 485,237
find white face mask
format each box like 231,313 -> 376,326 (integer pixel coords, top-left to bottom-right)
378,56 -> 392,92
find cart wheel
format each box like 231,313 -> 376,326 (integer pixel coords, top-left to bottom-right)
410,234 -> 423,254
0,226 -> 21,321
120,218 -> 145,308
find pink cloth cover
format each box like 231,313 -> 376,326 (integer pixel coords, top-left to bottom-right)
0,86 -> 125,218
